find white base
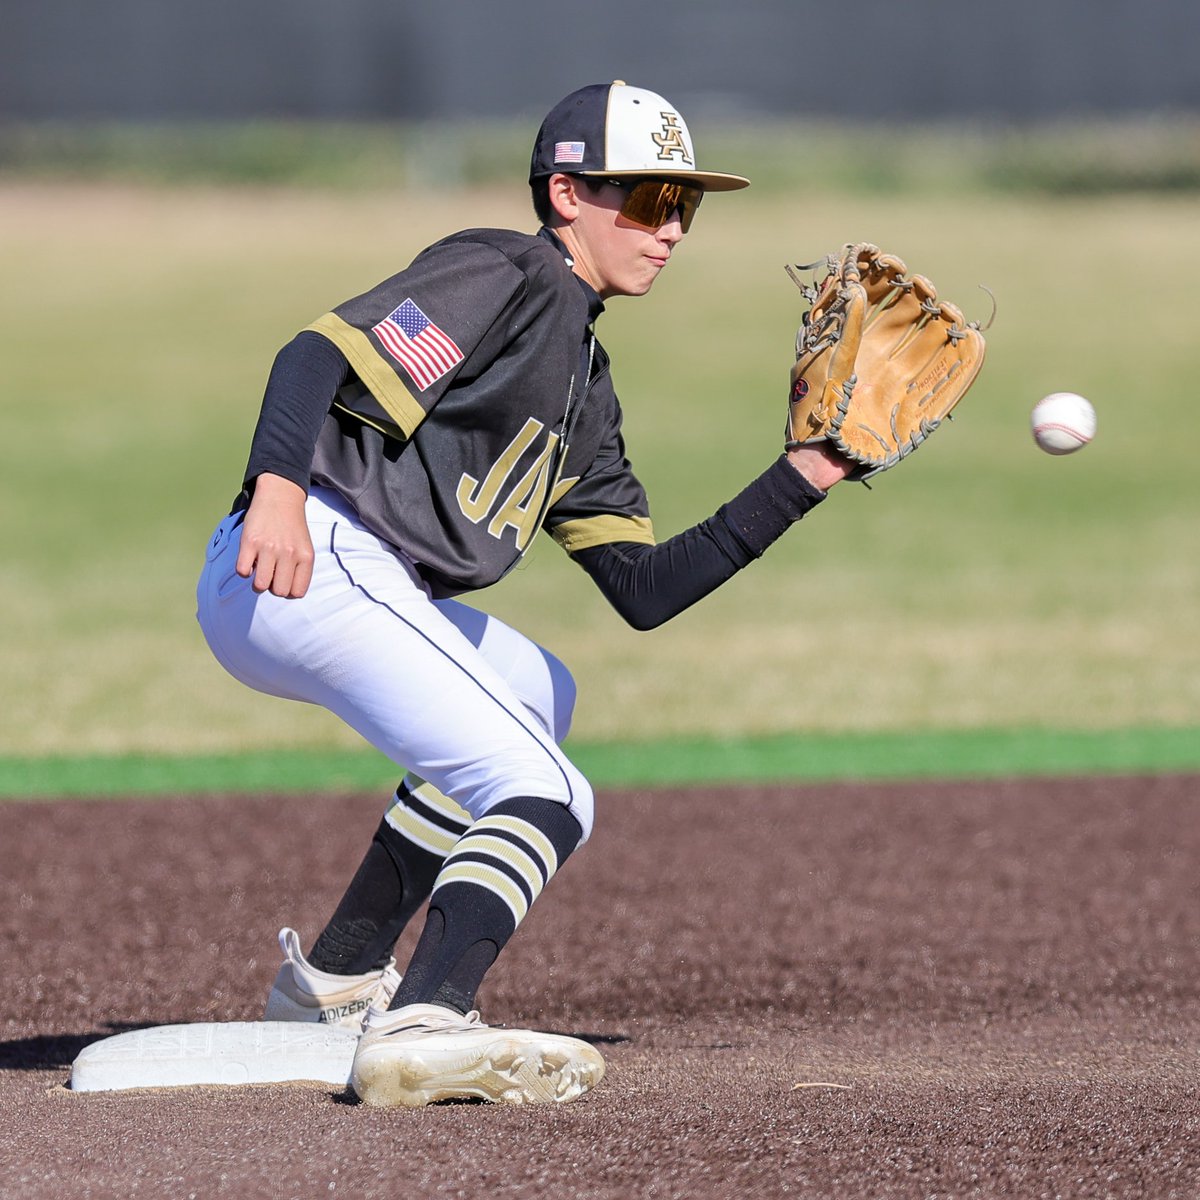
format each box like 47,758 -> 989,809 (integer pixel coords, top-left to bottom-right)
69,1022 -> 359,1093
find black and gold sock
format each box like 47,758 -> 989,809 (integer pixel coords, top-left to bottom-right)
307,777 -> 471,974
387,796 -> 582,1014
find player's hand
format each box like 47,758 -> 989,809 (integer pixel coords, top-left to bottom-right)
785,442 -> 854,492
235,473 -> 315,598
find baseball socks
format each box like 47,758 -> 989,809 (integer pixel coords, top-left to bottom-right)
306,777 -> 472,975
385,795 -> 582,1014
350,796 -> 605,1106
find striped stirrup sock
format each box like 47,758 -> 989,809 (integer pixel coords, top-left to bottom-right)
387,796 -> 582,1013
307,776 -> 472,974
383,774 -> 473,857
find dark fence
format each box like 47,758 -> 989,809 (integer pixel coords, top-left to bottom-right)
3,0 -> 1197,123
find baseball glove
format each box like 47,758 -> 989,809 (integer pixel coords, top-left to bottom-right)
785,243 -> 989,480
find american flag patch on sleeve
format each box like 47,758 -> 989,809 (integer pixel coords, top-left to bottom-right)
370,298 -> 464,391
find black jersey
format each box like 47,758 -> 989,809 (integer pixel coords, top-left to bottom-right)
305,227 -> 654,595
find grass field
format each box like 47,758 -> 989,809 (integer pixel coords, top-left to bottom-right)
2,164 -> 1197,767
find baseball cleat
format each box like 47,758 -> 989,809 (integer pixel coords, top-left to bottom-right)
350,1002 -> 605,1107
263,927 -> 401,1033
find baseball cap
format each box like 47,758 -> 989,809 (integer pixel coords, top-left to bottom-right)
529,80 -> 750,192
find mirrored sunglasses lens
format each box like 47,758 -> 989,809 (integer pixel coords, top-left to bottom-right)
619,182 -> 702,232
616,182 -> 665,226
678,188 -> 702,233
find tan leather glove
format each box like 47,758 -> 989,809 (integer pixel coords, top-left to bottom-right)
786,243 -> 989,481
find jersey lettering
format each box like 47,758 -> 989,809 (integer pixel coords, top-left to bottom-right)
487,434 -> 560,550
457,419 -> 570,550
456,419 -> 544,523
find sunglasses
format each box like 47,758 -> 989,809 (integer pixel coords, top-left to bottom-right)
601,177 -> 704,233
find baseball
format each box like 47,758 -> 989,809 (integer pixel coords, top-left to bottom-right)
1031,392 -> 1096,455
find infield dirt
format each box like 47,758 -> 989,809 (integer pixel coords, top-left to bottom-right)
3,775 -> 1198,1198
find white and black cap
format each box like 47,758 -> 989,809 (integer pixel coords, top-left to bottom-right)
529,80 -> 750,192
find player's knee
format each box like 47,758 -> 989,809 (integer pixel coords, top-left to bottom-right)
527,755 -> 594,844
565,771 -> 594,844
523,754 -> 594,845
473,777 -> 593,846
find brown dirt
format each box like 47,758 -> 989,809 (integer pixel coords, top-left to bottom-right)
2,775 -> 1199,1199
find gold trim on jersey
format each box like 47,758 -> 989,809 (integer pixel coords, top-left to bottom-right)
551,514 -> 656,553
331,402 -> 408,443
305,313 -> 427,438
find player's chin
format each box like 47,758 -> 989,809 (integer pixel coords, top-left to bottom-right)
629,260 -> 669,295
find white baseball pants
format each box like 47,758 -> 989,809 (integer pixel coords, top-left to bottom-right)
196,486 -> 594,840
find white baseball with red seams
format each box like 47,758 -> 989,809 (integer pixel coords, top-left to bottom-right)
1031,392 -> 1096,455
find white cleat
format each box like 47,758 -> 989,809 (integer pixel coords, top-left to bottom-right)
350,1002 -> 606,1107
263,927 -> 401,1033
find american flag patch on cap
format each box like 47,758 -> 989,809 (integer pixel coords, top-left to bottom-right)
371,299 -> 463,391
554,141 -> 586,164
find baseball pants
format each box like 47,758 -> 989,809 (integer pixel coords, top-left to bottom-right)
196,486 -> 594,841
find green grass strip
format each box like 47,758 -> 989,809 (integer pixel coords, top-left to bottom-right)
2,727 -> 1196,800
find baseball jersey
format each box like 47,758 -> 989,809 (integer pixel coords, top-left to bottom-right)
302,227 -> 654,595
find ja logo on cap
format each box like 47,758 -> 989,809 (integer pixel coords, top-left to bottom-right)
652,113 -> 692,164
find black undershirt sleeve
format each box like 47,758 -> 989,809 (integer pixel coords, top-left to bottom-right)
571,456 -> 827,631
241,330 -> 351,496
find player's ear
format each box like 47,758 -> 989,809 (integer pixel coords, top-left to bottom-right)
547,173 -> 582,225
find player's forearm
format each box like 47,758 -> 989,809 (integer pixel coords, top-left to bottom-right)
572,527 -> 739,630
242,331 -> 351,495
573,456 -> 827,630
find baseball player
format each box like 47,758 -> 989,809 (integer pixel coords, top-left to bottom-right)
196,80 -> 852,1108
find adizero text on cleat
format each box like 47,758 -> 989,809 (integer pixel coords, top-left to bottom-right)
263,927 -> 401,1034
